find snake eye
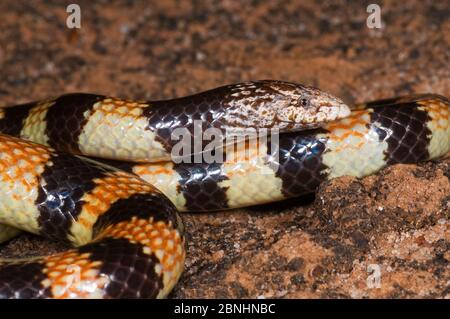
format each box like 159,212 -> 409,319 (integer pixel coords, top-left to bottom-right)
299,98 -> 310,107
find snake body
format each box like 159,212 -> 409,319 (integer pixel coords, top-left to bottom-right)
0,138 -> 184,298
105,94 -> 450,211
0,80 -> 349,163
0,81 -> 448,298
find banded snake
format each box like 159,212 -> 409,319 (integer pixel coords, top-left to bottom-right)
0,80 -> 448,298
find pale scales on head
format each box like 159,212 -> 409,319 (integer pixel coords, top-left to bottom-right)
222,80 -> 350,132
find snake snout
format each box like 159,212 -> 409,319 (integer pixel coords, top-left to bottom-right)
313,95 -> 351,122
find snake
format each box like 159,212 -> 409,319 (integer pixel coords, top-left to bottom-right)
0,80 -> 448,298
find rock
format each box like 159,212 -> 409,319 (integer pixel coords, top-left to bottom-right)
170,159 -> 449,298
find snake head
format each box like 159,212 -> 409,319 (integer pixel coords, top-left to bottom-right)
223,80 -> 350,132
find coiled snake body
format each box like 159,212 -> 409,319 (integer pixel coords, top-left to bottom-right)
0,80 -> 448,298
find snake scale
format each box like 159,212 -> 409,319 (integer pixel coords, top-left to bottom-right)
0,80 -> 448,298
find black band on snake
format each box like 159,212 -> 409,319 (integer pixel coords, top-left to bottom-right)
0,80 -> 448,298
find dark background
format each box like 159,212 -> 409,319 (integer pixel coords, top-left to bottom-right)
0,1 -> 449,298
